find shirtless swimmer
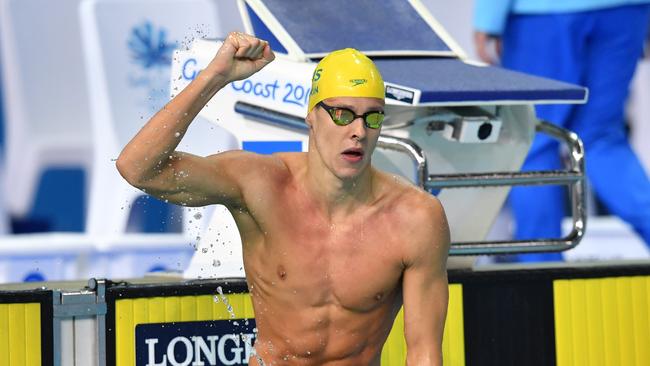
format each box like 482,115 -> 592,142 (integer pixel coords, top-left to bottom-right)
117,31 -> 450,366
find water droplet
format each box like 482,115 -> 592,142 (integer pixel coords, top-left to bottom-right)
213,259 -> 221,267
215,286 -> 236,318
193,212 -> 203,220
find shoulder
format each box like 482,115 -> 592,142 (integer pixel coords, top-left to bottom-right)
375,170 -> 446,225
201,150 -> 305,204
204,150 -> 303,180
403,191 -> 450,268
399,187 -> 448,243
375,172 -> 449,266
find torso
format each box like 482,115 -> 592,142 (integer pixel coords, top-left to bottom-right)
229,153 -> 430,365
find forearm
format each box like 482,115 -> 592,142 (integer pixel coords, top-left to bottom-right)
405,341 -> 442,366
116,66 -> 228,185
404,293 -> 446,366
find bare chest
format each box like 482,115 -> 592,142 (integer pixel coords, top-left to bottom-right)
243,194 -> 405,312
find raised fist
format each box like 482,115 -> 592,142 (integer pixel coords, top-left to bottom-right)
207,31 -> 276,83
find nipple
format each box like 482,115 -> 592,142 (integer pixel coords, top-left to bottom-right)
277,265 -> 287,280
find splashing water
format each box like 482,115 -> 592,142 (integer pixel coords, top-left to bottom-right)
213,286 -> 266,365
242,332 -> 266,366
215,286 -> 235,318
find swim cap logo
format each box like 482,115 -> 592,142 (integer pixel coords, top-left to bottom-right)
350,79 -> 367,87
313,68 -> 323,82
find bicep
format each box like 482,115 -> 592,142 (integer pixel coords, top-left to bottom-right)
402,257 -> 449,359
402,199 -> 450,363
137,150 -> 262,208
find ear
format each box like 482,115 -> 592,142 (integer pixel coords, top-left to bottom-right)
305,109 -> 315,130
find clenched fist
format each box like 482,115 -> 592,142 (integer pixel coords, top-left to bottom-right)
206,31 -> 276,83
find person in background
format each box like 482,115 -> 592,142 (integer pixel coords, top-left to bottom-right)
474,0 -> 650,262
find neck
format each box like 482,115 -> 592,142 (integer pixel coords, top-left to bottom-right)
304,151 -> 375,219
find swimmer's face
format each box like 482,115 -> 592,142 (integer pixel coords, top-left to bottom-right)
307,96 -> 384,179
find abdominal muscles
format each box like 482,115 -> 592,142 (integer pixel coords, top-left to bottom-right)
243,243 -> 403,366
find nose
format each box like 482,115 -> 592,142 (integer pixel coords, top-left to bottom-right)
349,117 -> 367,141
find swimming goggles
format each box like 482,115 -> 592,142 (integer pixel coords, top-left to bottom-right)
318,101 -> 384,129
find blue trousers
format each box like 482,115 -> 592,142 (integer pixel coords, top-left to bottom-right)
502,4 -> 650,262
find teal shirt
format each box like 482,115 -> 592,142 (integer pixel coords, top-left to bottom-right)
474,0 -> 650,34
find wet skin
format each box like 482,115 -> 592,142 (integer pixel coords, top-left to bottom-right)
234,154 -> 430,365
116,32 -> 449,366
222,99 -> 447,365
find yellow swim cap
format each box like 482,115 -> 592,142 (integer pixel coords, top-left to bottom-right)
308,48 -> 385,112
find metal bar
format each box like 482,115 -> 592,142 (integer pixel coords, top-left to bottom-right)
540,120 -> 587,252
444,121 -> 586,255
92,279 -> 107,366
450,231 -> 582,255
376,135 -> 428,188
51,289 -> 65,366
53,314 -> 62,366
426,170 -> 582,188
51,279 -> 109,366
234,101 -> 309,133
53,303 -> 107,317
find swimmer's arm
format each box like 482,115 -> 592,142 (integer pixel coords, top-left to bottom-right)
116,32 -> 274,207
402,198 -> 450,366
120,150 -> 271,208
115,72 -> 235,207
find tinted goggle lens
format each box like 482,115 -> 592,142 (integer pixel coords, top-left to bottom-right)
330,108 -> 354,125
364,112 -> 384,129
321,103 -> 384,129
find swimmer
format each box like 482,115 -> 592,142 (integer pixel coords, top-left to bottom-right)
117,32 -> 450,366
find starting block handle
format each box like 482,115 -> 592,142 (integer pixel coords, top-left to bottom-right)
426,121 -> 586,255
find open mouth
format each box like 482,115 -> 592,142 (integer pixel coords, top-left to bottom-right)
341,148 -> 364,161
